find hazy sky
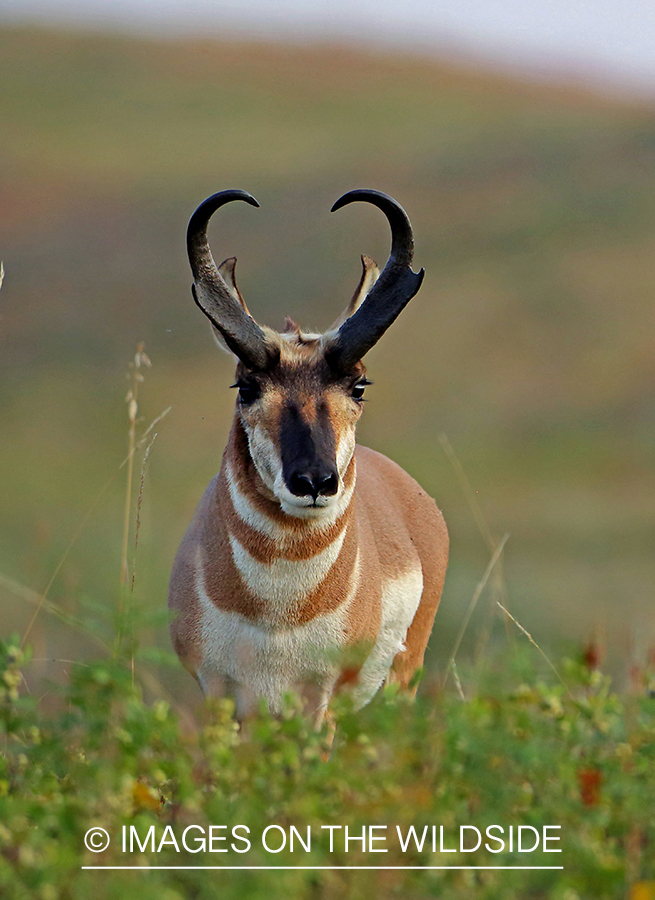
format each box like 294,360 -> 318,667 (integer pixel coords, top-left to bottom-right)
2,0 -> 655,97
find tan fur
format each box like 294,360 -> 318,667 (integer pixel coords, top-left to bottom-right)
169,373 -> 449,717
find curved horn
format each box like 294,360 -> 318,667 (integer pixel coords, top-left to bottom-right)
326,190 -> 424,370
187,190 -> 277,371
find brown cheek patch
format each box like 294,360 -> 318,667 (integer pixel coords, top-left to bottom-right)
240,386 -> 284,441
325,388 -> 361,443
232,419 -> 294,520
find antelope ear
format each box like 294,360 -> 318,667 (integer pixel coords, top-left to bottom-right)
282,317 -> 301,334
329,255 -> 380,330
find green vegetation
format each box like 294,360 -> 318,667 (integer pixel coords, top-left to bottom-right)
0,635 -> 654,899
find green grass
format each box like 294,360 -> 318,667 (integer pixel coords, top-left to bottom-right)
0,636 -> 653,899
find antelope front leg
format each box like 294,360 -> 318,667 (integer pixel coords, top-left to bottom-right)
298,680 -> 337,760
198,669 -> 258,731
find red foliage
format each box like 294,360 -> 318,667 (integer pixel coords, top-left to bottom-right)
578,767 -> 603,807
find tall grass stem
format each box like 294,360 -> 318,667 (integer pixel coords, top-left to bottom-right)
443,533 -> 509,688
496,601 -> 574,700
20,405 -> 170,649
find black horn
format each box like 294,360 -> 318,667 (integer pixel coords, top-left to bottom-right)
326,190 -> 424,370
187,190 -> 278,371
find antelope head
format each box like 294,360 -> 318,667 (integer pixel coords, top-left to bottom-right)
187,189 -> 424,519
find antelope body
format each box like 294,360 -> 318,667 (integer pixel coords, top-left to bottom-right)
169,190 -> 448,723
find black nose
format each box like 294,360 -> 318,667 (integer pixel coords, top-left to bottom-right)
289,468 -> 339,500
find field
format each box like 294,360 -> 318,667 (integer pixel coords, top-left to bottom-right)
0,22 -> 655,898
1,631 -> 654,899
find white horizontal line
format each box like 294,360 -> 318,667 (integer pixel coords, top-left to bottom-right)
82,865 -> 564,871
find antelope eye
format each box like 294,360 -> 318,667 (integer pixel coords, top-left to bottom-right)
233,381 -> 260,405
351,382 -> 367,401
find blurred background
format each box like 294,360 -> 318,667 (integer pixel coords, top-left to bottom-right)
1,0 -> 654,702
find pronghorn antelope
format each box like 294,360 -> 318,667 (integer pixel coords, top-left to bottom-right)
168,189 -> 448,724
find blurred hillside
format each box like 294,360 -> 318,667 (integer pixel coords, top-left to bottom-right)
1,25 -> 654,693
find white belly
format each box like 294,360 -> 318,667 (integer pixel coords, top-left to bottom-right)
194,554 -> 423,715
194,563 -> 351,715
